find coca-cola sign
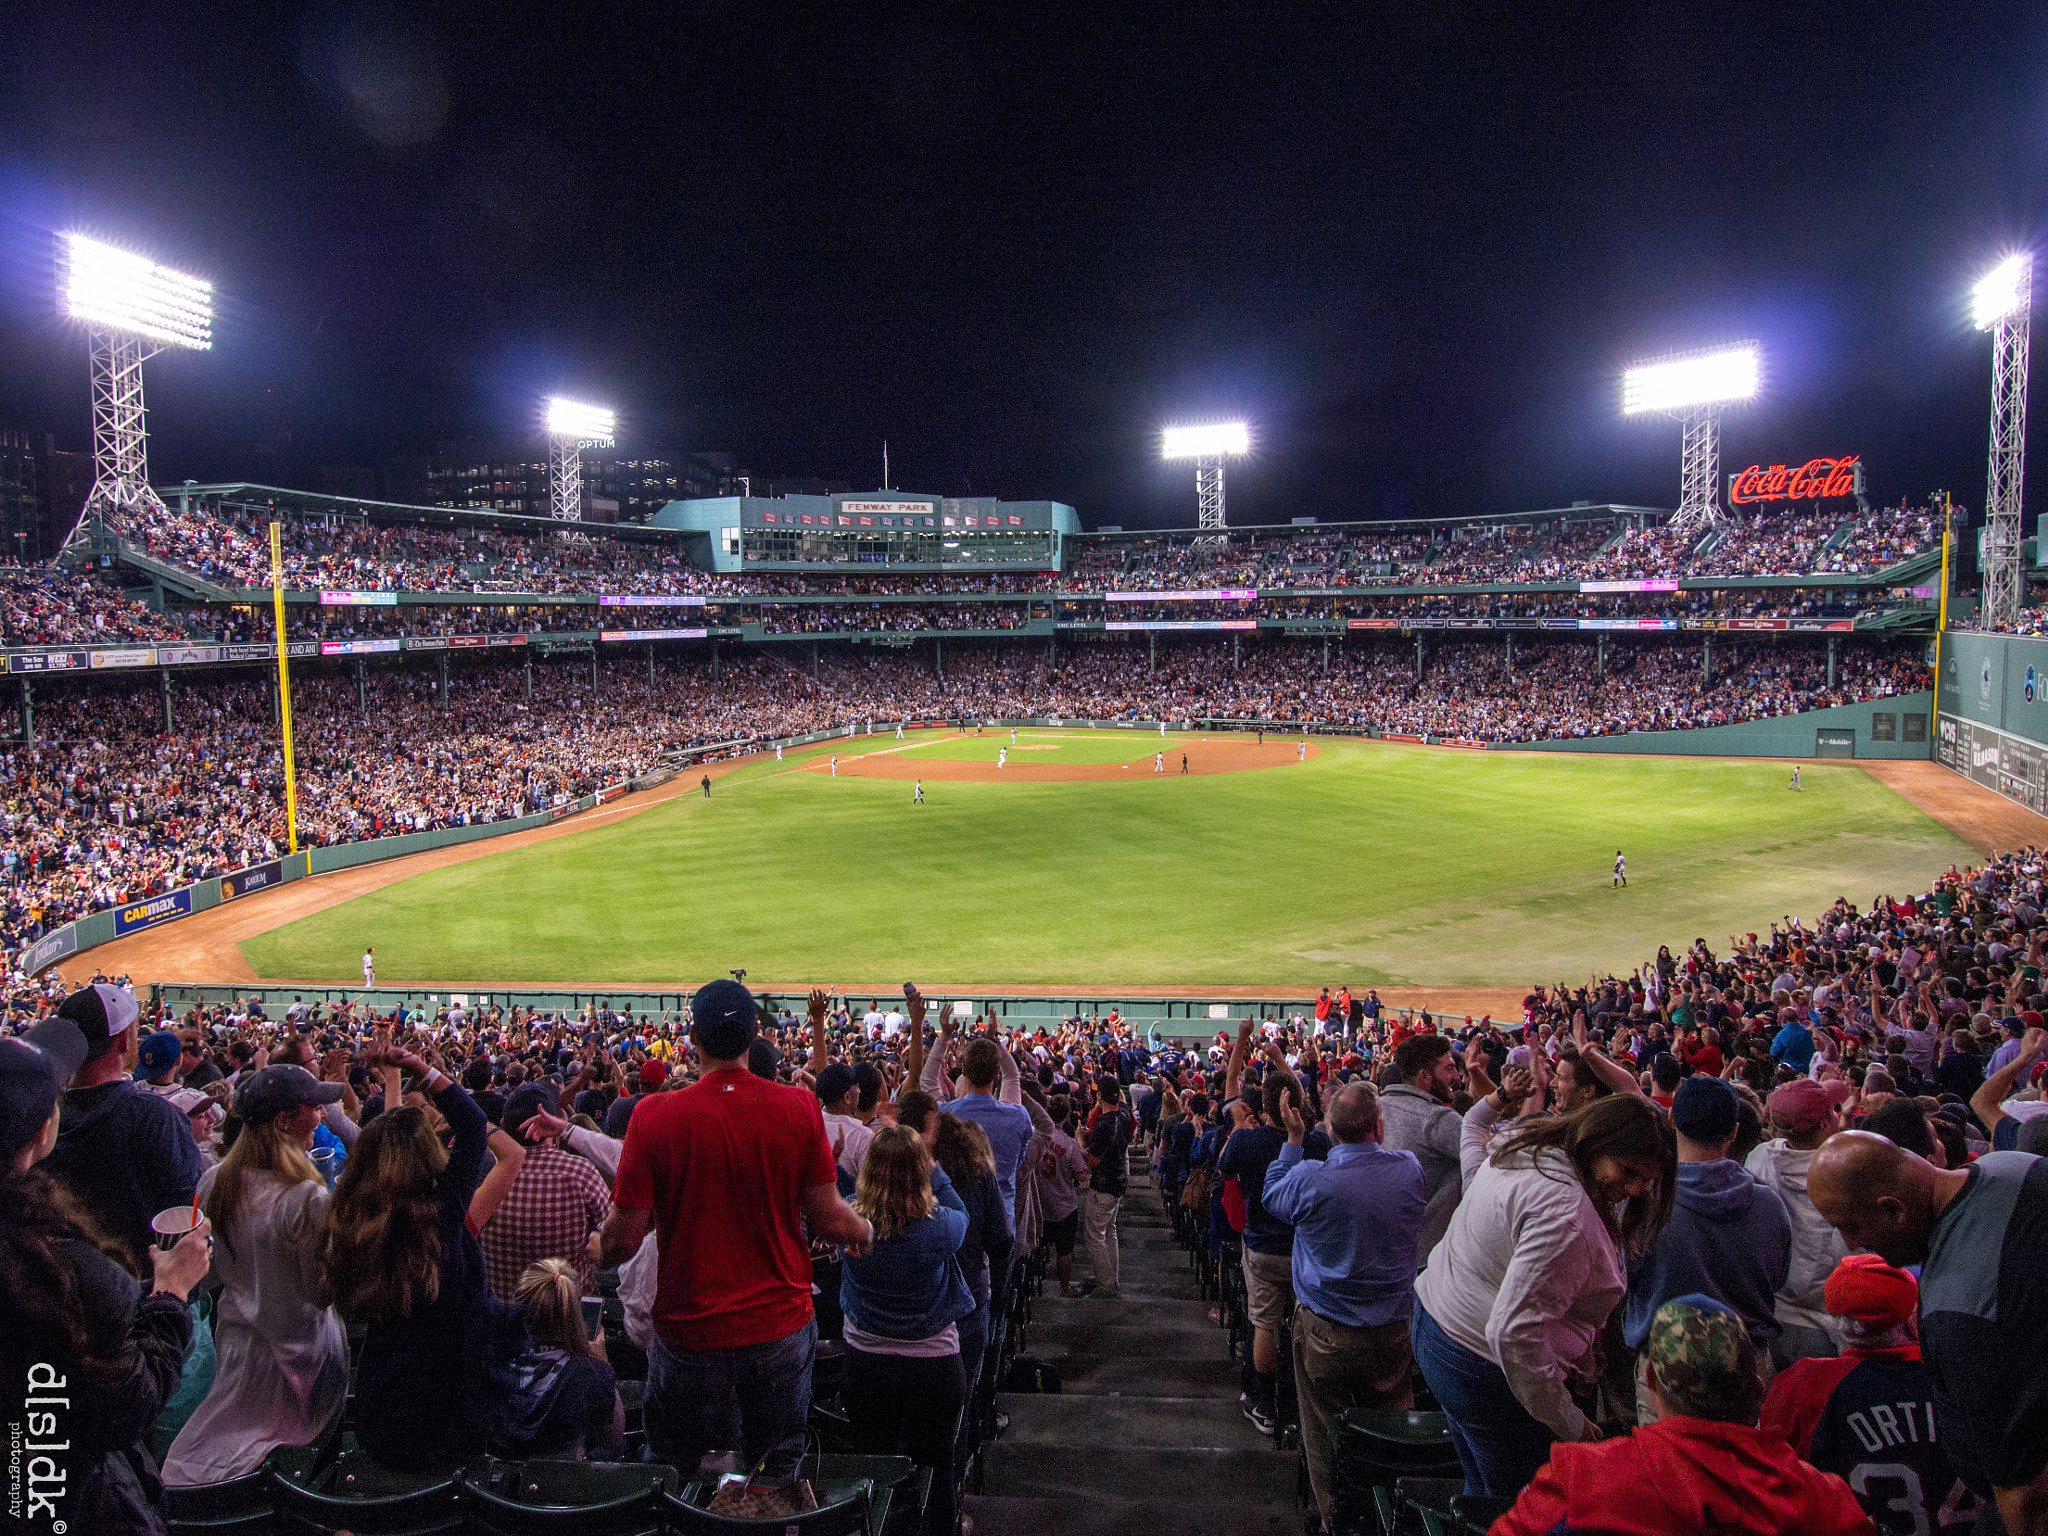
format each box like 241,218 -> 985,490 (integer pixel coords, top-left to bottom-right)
1728,455 -> 1863,505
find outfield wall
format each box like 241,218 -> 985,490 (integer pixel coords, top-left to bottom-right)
1492,691 -> 1933,760
1935,631 -> 2048,814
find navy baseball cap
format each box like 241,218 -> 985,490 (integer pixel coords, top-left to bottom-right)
136,1030 -> 182,1079
1671,1076 -> 1739,1143
691,979 -> 758,1060
501,1081 -> 558,1137
1,1020 -> 90,1155
815,1063 -> 858,1105
233,1065 -> 344,1125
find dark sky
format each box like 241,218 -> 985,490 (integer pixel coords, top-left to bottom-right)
1,1 -> 2044,530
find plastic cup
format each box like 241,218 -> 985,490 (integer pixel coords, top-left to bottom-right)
309,1148 -> 336,1188
152,1206 -> 201,1251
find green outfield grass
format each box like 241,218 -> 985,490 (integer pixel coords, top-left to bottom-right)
238,732 -> 1974,988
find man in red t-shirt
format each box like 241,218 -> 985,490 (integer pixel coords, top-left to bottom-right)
601,979 -> 872,1481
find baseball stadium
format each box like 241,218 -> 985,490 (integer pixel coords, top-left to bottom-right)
8,462 -> 2043,1024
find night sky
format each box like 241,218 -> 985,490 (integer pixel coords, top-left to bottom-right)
0,2 -> 2044,530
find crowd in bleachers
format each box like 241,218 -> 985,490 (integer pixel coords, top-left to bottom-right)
0,567 -> 189,647
90,497 -> 1953,608
7,843 -> 2048,1533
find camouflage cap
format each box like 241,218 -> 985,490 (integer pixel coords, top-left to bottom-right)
1645,1294 -> 1761,1422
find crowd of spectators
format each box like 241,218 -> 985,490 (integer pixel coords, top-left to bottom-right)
8,845 -> 2048,1533
0,567 -> 190,647
88,497 -> 1953,611
0,635 -> 1926,974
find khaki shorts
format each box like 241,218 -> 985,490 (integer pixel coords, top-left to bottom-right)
1242,1247 -> 1296,1333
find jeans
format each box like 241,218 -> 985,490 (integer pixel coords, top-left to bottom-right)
846,1346 -> 966,1536
1411,1302 -> 1554,1498
644,1318 -> 816,1480
1082,1189 -> 1122,1294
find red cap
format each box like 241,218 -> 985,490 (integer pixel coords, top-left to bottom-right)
639,1059 -> 668,1088
1825,1253 -> 1918,1326
1768,1078 -> 1839,1134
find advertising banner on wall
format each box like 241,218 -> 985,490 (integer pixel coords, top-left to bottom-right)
218,859 -> 285,902
90,647 -> 156,669
598,627 -> 708,642
599,595 -> 708,607
1580,579 -> 1681,593
157,645 -> 222,665
223,642 -> 320,662
1104,589 -> 1257,603
321,639 -> 403,656
8,650 -> 90,674
22,925 -> 76,976
1103,621 -> 1258,632
114,889 -> 192,935
319,591 -> 398,606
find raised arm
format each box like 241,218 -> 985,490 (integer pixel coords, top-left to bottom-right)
1972,1027 -> 2045,1138
1224,1019 -> 1254,1104
807,987 -> 831,1076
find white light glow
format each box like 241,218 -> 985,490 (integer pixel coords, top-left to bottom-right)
1161,422 -> 1250,459
547,397 -> 616,444
63,233 -> 212,349
1973,255 -> 2031,330
1621,345 -> 1759,414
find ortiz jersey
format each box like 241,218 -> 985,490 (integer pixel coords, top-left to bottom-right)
1761,1346 -> 1982,1533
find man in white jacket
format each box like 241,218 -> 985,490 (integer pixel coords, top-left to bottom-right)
1744,1078 -> 1848,1365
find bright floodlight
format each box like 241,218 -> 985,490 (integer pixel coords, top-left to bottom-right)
1162,422 -> 1249,459
63,233 -> 212,350
1974,255 -> 2031,330
1621,345 -> 1758,415
546,397 -> 616,443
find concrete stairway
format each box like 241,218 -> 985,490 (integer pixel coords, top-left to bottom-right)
965,1146 -> 1299,1536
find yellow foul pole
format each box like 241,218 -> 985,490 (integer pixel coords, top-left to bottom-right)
270,522 -> 300,855
1931,498 -> 1952,747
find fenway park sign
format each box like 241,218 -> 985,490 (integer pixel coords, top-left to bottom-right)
1728,455 -> 1863,506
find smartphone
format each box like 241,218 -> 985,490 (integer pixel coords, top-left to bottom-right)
581,1298 -> 603,1342
903,983 -> 918,998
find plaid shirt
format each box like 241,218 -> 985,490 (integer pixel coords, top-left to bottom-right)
480,1144 -> 612,1300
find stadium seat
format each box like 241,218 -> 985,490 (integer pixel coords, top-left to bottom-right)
163,1462 -> 279,1535
1394,1476 -> 1463,1536
462,1460 -> 677,1536
1328,1409 -> 1461,1536
664,1477 -> 882,1536
799,1454 -> 927,1536
267,1449 -> 473,1536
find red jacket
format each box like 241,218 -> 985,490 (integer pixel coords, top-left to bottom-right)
1489,1415 -> 1874,1536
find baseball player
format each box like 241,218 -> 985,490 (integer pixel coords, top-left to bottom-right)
1154,751 -> 1164,773
362,946 -> 375,987
1790,766 -> 1801,791
775,743 -> 782,761
830,755 -> 838,777
1613,850 -> 1627,888
914,780 -> 924,803
1298,740 -> 1307,761
896,723 -> 905,740
1011,728 -> 1018,746
999,747 -> 1008,768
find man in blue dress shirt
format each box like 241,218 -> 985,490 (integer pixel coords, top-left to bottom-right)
1264,1080 -> 1427,1531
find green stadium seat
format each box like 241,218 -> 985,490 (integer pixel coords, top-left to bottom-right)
267,1448 -> 472,1536
163,1461 -> 277,1535
1451,1493 -> 1518,1533
1328,1409 -> 1461,1535
462,1459 -> 677,1536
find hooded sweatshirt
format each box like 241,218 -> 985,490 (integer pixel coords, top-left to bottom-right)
1623,1158 -> 1792,1350
44,1077 -> 203,1267
1490,1414 -> 1872,1536
1745,1137 -> 1849,1340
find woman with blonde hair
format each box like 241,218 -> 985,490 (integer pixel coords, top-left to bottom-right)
162,1065 -> 350,1484
321,1039 -> 526,1471
490,1258 -> 625,1461
838,1123 -> 976,1536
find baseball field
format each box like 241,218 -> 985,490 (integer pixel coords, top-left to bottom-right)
228,729 -> 1977,990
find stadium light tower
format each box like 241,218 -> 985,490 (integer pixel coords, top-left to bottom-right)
1974,254 -> 2031,633
1622,343 -> 1759,539
60,232 -> 213,549
545,396 -> 615,522
1162,421 -> 1250,530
